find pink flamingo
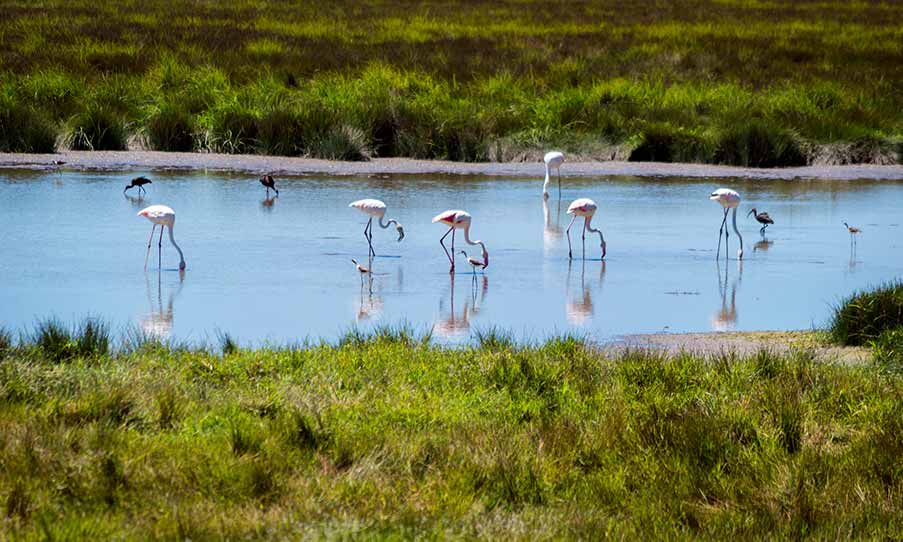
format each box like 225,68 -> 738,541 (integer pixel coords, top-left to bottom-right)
710,188 -> 743,260
349,198 -> 404,257
432,210 -> 488,273
566,198 -> 606,260
137,205 -> 186,271
543,151 -> 565,199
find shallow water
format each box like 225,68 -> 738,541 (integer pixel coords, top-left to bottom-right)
1,169 -> 901,345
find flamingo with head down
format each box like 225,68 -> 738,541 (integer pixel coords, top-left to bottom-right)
565,198 -> 606,260
349,199 -> 404,258
137,205 -> 186,271
432,210 -> 488,274
543,151 -> 565,199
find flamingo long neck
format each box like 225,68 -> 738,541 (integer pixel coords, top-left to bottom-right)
543,164 -> 551,197
585,215 -> 605,246
731,208 -> 743,257
378,215 -> 398,229
462,224 -> 489,265
167,225 -> 185,267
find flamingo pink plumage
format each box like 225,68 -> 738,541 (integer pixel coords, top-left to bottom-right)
349,198 -> 404,257
543,151 -> 565,199
566,198 -> 606,260
710,188 -> 743,260
137,205 -> 186,271
432,210 -> 488,274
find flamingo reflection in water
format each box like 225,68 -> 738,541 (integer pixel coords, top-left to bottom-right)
712,260 -> 742,332
542,197 -> 563,255
565,259 -> 605,326
433,274 -> 488,338
141,269 -> 184,339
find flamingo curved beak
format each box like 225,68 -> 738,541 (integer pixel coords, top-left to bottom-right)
396,225 -> 405,242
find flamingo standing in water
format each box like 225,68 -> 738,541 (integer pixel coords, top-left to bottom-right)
432,210 -> 488,273
349,199 -> 405,258
710,188 -> 743,260
259,175 -> 279,197
137,205 -> 186,271
543,151 -> 565,199
566,198 -> 606,260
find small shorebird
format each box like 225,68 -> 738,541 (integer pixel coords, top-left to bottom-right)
710,188 -> 743,260
542,151 -> 565,199
349,198 -> 404,258
565,198 -> 606,260
432,210 -> 489,274
351,258 -> 371,274
844,222 -> 861,246
124,176 -> 152,195
747,208 -> 774,235
459,250 -> 487,273
259,175 -> 278,197
137,205 -> 186,271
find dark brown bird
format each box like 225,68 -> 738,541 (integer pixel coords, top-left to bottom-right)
259,175 -> 279,197
124,176 -> 152,195
747,208 -> 774,235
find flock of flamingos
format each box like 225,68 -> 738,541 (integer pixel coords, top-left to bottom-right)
125,151 -> 863,274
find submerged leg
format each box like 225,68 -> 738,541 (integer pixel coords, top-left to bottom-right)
582,217 -> 588,261
158,224 -> 164,270
144,225 -> 157,271
450,229 -> 456,274
439,227 -> 454,271
565,215 -> 577,260
716,209 -> 728,259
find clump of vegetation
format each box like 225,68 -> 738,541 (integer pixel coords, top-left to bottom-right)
31,317 -> 111,363
0,98 -> 56,153
0,321 -> 901,538
64,102 -> 128,151
143,102 -> 196,151
830,281 -> 903,346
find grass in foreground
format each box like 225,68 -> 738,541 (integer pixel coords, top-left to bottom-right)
1,322 -> 901,539
0,0 -> 900,164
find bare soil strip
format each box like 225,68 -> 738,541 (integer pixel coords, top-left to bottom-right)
2,151 -> 903,180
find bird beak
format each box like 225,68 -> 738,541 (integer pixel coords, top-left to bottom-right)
396,225 -> 405,242
746,209 -> 754,217
601,241 -> 607,260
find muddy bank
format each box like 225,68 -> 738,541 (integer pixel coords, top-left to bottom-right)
608,330 -> 870,364
2,151 -> 903,180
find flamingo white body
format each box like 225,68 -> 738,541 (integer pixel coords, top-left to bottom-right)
543,151 -> 565,199
138,205 -> 186,271
432,209 -> 488,273
566,198 -> 606,260
349,198 -> 404,257
710,188 -> 744,260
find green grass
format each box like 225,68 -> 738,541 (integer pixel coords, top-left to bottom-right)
830,281 -> 903,346
0,0 -> 900,164
1,319 -> 902,538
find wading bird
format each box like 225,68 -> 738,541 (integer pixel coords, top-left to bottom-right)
432,210 -> 488,274
710,188 -> 743,260
137,205 -> 186,271
349,199 -> 404,257
259,175 -> 278,197
747,208 -> 774,235
844,222 -> 861,246
565,198 -> 606,260
543,151 -> 565,199
124,176 -> 152,196
459,250 -> 487,274
351,258 -> 371,274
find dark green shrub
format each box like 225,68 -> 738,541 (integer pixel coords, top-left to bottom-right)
0,99 -> 57,153
206,103 -> 258,154
66,103 -> 128,151
34,318 -> 74,364
713,121 -> 806,167
830,282 -> 903,346
74,318 -> 110,358
255,108 -> 302,156
628,123 -> 713,163
308,125 -> 370,161
144,103 -> 196,151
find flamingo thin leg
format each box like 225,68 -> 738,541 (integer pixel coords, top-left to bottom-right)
450,228 -> 456,273
565,215 -> 577,260
439,227 -> 454,271
144,225 -> 157,271
716,208 -> 728,259
582,217 -> 588,261
157,225 -> 164,270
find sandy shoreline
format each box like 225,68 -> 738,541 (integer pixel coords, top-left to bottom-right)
2,151 -> 902,180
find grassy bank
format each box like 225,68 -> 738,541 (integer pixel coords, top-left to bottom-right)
1,321 -> 902,538
0,0 -> 901,164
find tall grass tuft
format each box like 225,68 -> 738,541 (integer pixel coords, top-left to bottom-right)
202,102 -> 258,154
309,125 -> 371,161
143,103 -> 196,151
830,282 -> 903,346
64,103 -> 128,151
713,121 -> 806,167
0,327 -> 12,357
0,98 -> 57,153
33,318 -> 74,364
74,318 -> 110,359
870,328 -> 903,373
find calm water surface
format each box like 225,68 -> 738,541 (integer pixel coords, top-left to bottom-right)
2,169 -> 901,345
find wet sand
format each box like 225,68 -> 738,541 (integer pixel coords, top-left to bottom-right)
2,151 -> 902,180
609,331 -> 870,364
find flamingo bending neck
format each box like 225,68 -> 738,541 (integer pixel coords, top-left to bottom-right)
167,225 -> 186,270
462,224 -> 489,267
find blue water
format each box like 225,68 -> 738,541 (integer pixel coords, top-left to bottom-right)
1,169 -> 900,344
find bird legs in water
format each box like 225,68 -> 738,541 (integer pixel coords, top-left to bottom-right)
439,226 -> 456,273
565,215 -> 597,260
363,218 -> 375,258
566,215 -> 577,260
716,208 -> 729,259
144,225 -> 157,271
